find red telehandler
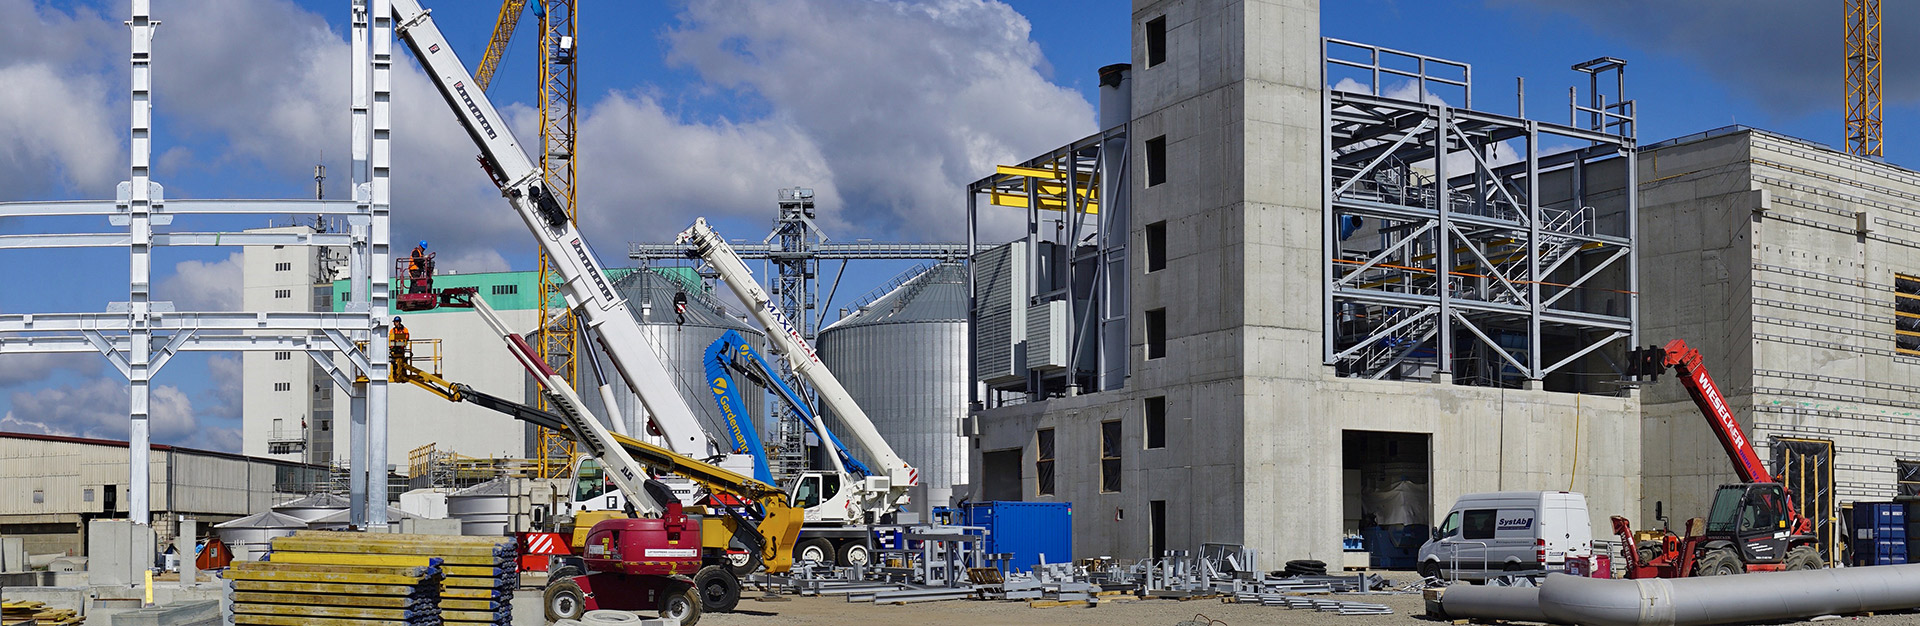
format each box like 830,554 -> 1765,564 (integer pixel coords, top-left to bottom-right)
1613,339 -> 1823,577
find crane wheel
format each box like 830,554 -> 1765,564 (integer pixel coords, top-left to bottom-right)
543,577 -> 587,622
795,538 -> 833,565
694,564 -> 742,613
725,549 -> 762,577
1694,548 -> 1741,576
660,585 -> 702,626
836,541 -> 871,567
1784,545 -> 1822,570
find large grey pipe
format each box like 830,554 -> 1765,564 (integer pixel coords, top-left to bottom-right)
1434,585 -> 1553,624
1534,567 -> 1920,626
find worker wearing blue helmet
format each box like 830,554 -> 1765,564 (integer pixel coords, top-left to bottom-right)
390,316 -> 410,362
408,240 -> 433,294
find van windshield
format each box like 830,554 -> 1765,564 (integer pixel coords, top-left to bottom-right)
1438,511 -> 1460,537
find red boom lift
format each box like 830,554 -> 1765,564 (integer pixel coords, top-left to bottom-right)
1613,339 -> 1822,577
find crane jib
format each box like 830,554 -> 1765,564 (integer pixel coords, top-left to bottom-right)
761,300 -> 818,363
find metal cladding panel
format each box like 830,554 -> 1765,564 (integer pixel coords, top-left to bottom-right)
962,501 -> 1073,573
608,270 -> 768,446
818,262 -> 971,493
972,243 -> 1024,384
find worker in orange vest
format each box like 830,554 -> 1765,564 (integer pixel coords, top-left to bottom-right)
390,316 -> 410,363
408,241 -> 431,294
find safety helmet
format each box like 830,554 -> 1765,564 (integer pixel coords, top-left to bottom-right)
393,316 -> 402,323
419,241 -> 428,249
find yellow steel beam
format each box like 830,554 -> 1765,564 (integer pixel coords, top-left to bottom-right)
475,0 -> 529,92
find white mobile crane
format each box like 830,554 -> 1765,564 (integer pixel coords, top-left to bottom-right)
677,219 -> 919,527
389,0 -> 721,462
384,1 -> 806,619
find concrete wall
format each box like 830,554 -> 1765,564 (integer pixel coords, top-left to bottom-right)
971,0 -> 1643,566
1640,128 -> 1920,530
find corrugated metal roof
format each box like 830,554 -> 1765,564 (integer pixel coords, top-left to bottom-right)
272,492 -> 353,510
306,506 -> 415,525
614,269 -> 755,330
823,262 -> 967,330
0,431 -> 325,470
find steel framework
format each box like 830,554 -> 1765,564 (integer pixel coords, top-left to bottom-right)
0,0 -> 393,527
1845,0 -> 1883,157
1322,39 -> 1637,391
534,0 -> 581,477
630,194 -> 968,483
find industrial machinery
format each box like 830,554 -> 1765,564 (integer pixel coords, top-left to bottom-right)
703,328 -> 895,565
388,297 -> 803,620
1613,339 -> 1822,578
679,218 -> 921,562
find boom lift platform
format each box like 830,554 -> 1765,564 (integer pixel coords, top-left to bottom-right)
388,296 -> 802,621
1614,339 -> 1822,578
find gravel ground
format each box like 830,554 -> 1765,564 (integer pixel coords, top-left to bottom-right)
692,587 -> 1920,626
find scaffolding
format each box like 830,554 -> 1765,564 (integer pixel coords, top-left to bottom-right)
0,0 -> 394,527
1322,39 -> 1638,391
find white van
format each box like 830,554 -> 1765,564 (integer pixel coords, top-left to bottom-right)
1417,491 -> 1592,581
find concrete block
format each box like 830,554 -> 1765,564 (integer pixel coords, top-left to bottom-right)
110,600 -> 219,626
393,517 -> 463,535
88,520 -> 156,587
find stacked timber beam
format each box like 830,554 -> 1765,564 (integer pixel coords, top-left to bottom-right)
225,531 -> 519,626
3,600 -> 83,625
223,559 -> 442,625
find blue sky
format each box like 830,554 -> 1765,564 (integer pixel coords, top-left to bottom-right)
0,0 -> 1913,452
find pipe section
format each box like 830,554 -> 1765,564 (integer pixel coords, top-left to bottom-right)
1435,585 -> 1554,624
1538,567 -> 1920,626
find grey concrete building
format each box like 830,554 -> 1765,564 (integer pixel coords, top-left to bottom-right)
0,432 -> 325,557
1639,126 -> 1920,562
966,0 -> 1643,566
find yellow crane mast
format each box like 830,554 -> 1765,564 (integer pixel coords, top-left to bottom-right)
534,0 -> 583,479
1845,0 -> 1882,157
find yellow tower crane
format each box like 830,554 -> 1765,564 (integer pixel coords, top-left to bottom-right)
1845,0 -> 1882,157
475,0 -> 583,478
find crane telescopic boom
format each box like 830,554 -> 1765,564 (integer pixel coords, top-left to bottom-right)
389,0 -> 719,459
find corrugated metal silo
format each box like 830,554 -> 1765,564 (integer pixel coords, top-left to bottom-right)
816,261 -> 969,502
603,268 -> 769,453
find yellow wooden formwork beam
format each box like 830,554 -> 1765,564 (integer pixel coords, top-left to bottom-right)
266,552 -> 436,568
444,564 -> 512,577
230,581 -> 421,596
230,562 -> 433,577
444,610 -> 509,621
443,576 -> 512,588
232,604 -> 422,620
439,598 -> 503,611
228,592 -> 420,609
273,551 -> 504,567
233,614 -> 415,626
441,587 -> 510,599
268,537 -> 503,558
219,568 -> 430,586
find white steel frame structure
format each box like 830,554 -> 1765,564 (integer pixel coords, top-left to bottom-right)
1323,39 -> 1639,391
0,1 -> 394,529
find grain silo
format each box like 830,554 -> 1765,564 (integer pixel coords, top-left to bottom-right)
602,268 -> 769,458
816,262 -> 969,511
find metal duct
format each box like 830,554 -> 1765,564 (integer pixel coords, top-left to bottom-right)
1532,568 -> 1920,626
1434,585 -> 1553,624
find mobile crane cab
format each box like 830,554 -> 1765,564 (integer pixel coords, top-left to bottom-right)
1614,340 -> 1821,578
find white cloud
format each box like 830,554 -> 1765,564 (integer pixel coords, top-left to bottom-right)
1,377 -> 239,452
440,248 -> 512,275
157,252 -> 243,311
0,353 -> 101,387
2,0 -> 1094,263
200,354 -> 244,420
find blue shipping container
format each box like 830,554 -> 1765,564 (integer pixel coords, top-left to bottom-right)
962,501 -> 1073,573
1854,502 -> 1909,566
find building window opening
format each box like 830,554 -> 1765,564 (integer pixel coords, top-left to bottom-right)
1145,16 -> 1167,68
1146,308 -> 1167,359
1146,135 -> 1168,187
1144,396 -> 1167,449
1100,420 -> 1123,493
1036,428 -> 1056,496
1146,221 -> 1168,272
1897,274 -> 1920,355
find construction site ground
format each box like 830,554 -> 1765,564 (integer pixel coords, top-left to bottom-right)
692,590 -> 1920,626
